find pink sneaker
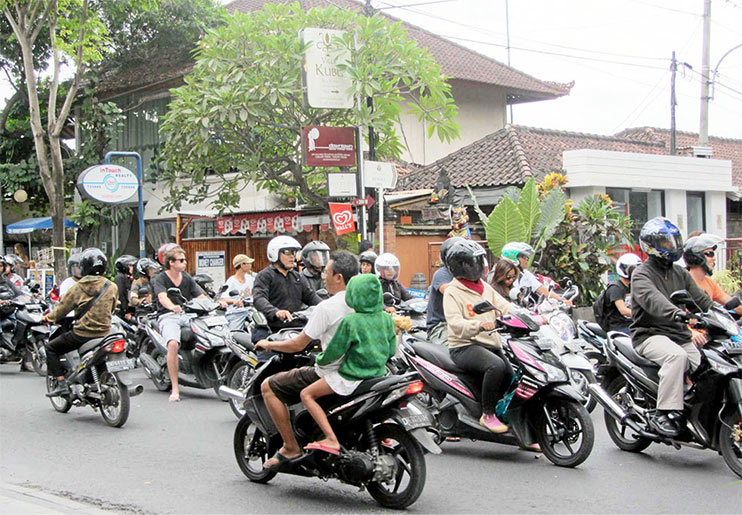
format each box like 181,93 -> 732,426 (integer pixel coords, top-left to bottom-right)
480,413 -> 509,434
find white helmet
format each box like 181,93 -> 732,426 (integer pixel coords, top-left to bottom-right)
267,235 -> 302,263
375,253 -> 401,280
616,253 -> 642,279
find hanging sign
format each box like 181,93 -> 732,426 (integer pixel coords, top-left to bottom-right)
217,212 -> 302,236
301,28 -> 354,109
196,251 -> 225,289
328,203 -> 356,235
77,164 -> 139,204
303,126 -> 356,166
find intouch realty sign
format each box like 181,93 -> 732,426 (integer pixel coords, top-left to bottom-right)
301,28 -> 354,109
77,164 -> 139,204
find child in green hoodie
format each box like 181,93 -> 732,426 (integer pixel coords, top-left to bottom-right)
299,273 -> 397,454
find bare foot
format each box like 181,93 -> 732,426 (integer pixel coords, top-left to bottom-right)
169,392 -> 180,402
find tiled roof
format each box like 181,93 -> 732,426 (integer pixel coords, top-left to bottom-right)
98,0 -> 571,102
398,125 -> 667,190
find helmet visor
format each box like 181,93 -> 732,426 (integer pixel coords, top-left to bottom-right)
306,250 -> 329,268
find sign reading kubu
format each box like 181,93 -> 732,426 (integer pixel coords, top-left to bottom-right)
302,126 -> 356,167
328,203 -> 355,235
300,28 -> 354,109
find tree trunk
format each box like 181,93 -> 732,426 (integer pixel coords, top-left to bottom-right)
48,135 -> 67,281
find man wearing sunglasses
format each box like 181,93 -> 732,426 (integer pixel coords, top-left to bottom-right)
683,233 -> 742,316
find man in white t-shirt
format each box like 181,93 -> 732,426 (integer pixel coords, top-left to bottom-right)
220,254 -> 256,330
255,250 -> 358,470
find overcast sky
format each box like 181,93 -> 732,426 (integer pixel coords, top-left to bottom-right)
3,0 -> 740,141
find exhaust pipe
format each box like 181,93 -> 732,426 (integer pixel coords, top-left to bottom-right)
218,385 -> 246,402
129,384 -> 144,397
138,353 -> 162,380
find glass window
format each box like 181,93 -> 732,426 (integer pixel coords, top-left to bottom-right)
687,192 -> 706,234
184,220 -> 218,239
606,187 -> 664,242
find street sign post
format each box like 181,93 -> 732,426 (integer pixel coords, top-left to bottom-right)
362,161 -> 397,253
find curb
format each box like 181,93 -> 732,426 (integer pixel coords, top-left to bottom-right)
0,483 -> 106,514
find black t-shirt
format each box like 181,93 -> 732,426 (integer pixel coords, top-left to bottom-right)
114,273 -> 132,317
152,271 -> 204,315
604,281 -> 631,331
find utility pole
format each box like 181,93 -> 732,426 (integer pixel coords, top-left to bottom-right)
670,51 -> 677,155
505,0 -> 513,124
699,0 -> 711,146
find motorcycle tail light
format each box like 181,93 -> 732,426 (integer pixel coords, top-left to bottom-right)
405,381 -> 424,395
111,339 -> 126,353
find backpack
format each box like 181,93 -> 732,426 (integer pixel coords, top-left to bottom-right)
592,288 -> 610,330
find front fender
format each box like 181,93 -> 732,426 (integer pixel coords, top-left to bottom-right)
560,352 -> 594,371
542,383 -> 585,403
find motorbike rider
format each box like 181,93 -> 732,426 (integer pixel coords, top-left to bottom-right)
490,258 -> 520,300
42,248 -> 118,397
0,256 -> 22,298
252,236 -> 322,342
426,237 -> 464,345
444,240 -> 513,433
153,245 -> 227,402
375,253 -> 412,313
220,254 -> 257,330
129,258 -> 161,309
255,250 -> 358,468
2,255 -> 24,289
501,242 -> 572,307
683,233 -> 742,316
114,255 -> 138,321
631,217 -> 713,437
597,253 -> 643,334
359,250 -> 377,274
59,254 -> 83,300
300,241 -> 331,293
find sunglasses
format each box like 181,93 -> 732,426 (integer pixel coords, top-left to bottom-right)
703,251 -> 715,257
505,274 -> 517,281
171,258 -> 187,263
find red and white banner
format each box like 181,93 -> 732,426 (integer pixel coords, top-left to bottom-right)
328,203 -> 356,235
217,212 -> 301,236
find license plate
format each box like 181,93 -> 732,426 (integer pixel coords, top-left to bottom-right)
722,339 -> 742,355
106,358 -> 136,373
400,413 -> 432,430
204,315 -> 228,327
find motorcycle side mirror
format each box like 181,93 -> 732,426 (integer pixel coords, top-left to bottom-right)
229,289 -> 240,297
724,296 -> 741,310
217,284 -> 229,295
531,261 -> 541,268
559,276 -> 572,287
471,300 -> 496,314
383,292 -> 398,305
670,290 -> 694,307
167,287 -> 186,303
316,288 -> 328,297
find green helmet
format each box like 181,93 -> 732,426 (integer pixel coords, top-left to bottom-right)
501,242 -> 534,263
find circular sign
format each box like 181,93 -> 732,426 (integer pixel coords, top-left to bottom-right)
77,164 -> 139,204
13,189 -> 27,203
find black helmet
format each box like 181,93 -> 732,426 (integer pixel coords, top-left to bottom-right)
639,217 -> 683,265
440,236 -> 465,267
67,254 -> 83,279
115,254 -> 138,275
359,250 -> 377,267
446,240 -> 487,282
136,258 -> 162,278
301,241 -> 330,271
80,248 -> 108,277
683,233 -> 723,275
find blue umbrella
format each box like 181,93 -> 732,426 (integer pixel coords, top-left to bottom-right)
5,217 -> 79,234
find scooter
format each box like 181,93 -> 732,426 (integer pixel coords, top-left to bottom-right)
1,292 -> 48,375
399,300 -> 596,467
219,347 -> 440,509
590,290 -> 742,478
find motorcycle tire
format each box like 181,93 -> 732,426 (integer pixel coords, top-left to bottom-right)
719,410 -> 742,478
46,376 -> 72,413
603,376 -> 652,453
367,423 -> 426,509
535,398 -> 594,468
142,343 -> 170,392
227,362 -> 254,420
99,371 -> 130,428
30,346 -> 46,376
569,369 -> 597,413
22,349 -> 35,373
204,353 -> 232,401
234,415 -> 277,483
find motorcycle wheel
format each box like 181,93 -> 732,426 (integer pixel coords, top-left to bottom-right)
367,423 -> 426,509
535,398 -> 594,468
143,343 -> 170,392
234,415 -> 276,483
99,371 -> 130,428
30,346 -> 46,376
569,369 -> 597,413
227,362 -> 254,419
603,376 -> 652,453
209,353 -> 233,401
719,410 -> 742,478
46,376 -> 72,413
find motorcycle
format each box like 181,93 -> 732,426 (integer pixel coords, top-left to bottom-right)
47,331 -> 143,427
137,287 -> 234,398
1,292 -> 48,375
590,290 -> 742,478
219,347 -> 440,509
398,300 -> 596,468
576,319 -> 609,376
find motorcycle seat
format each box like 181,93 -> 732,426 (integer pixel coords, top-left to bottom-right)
410,340 -> 466,375
354,375 -> 407,396
586,322 -> 607,339
613,335 -> 658,369
231,330 -> 254,351
78,336 -> 107,355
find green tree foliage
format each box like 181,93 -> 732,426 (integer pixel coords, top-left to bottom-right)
160,2 -> 460,212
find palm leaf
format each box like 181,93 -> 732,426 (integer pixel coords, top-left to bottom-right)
517,178 -> 541,242
486,197 -> 526,258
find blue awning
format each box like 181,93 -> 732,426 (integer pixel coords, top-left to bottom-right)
5,217 -> 79,234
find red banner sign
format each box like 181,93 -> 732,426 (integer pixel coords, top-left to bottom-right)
328,203 -> 356,235
216,212 -> 302,236
302,126 -> 356,167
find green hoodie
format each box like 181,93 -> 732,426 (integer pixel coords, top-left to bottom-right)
315,274 -> 396,382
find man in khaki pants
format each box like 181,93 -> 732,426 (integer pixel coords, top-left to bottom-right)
630,217 -> 713,437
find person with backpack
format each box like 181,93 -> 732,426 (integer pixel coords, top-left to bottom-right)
593,253 -> 643,334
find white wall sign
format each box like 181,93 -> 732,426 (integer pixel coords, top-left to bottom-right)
77,164 -> 139,204
301,28 -> 354,109
327,172 -> 358,197
364,160 -> 398,189
196,251 -> 226,289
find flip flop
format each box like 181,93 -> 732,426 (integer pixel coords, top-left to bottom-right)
264,451 -> 294,470
304,442 -> 341,455
169,392 -> 180,402
519,442 -> 541,453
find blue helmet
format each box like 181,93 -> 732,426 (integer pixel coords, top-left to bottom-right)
639,217 -> 683,264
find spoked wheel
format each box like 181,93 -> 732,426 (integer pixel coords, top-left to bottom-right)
99,371 -> 130,428
227,362 -> 255,419
205,353 -> 232,400
719,410 -> 742,478
536,398 -> 594,467
603,376 -> 652,453
569,369 -> 597,413
233,415 -> 276,483
367,423 -> 426,509
46,376 -> 72,413
142,343 -> 170,392
29,345 -> 46,376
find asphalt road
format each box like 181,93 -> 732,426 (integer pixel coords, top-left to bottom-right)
1,365 -> 740,513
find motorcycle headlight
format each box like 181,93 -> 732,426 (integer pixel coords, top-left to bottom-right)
549,313 -> 576,343
541,361 -> 568,382
711,308 -> 739,337
707,354 -> 739,375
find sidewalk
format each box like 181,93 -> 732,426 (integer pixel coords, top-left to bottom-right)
0,483 -> 104,514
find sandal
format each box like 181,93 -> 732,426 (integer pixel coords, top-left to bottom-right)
264,451 -> 296,470
304,442 -> 341,455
